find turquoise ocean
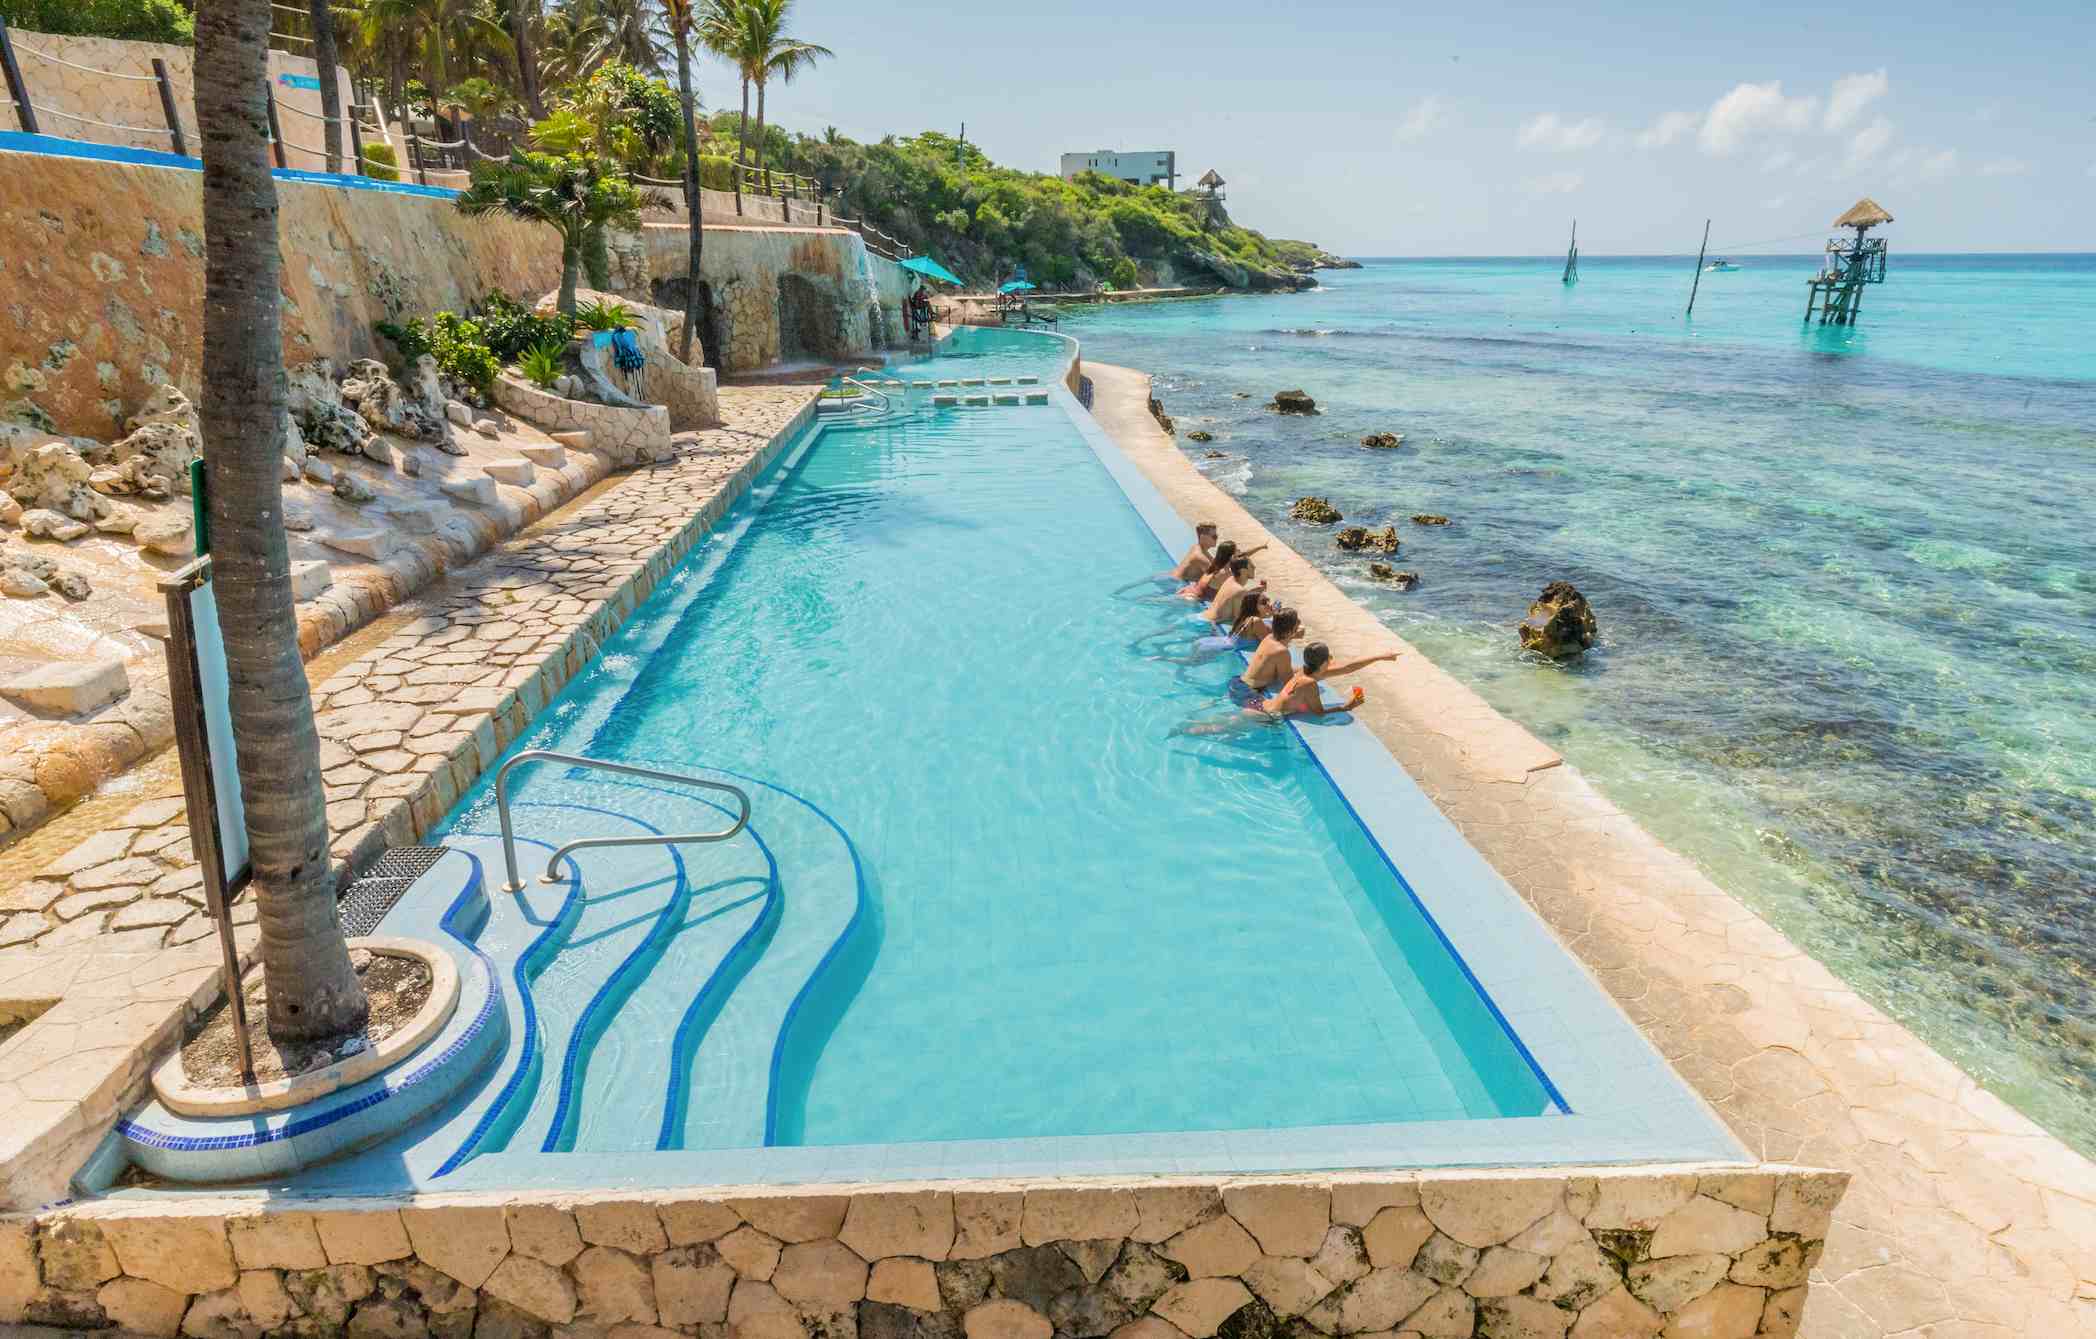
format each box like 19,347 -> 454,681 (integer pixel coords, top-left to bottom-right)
1056,254 -> 2096,1154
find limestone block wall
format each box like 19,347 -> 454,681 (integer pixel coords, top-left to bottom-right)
492,376 -> 672,465
2,32 -> 354,173
641,224 -> 909,373
0,1168 -> 1845,1338
0,150 -> 559,439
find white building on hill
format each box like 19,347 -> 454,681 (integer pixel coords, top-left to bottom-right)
1059,149 -> 1177,190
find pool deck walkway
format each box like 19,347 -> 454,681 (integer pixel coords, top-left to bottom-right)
0,382 -> 822,1207
1082,361 -> 2096,1339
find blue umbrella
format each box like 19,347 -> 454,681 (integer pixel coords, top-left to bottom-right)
999,280 -> 1037,294
898,254 -> 963,285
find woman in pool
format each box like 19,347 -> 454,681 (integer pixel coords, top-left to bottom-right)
1178,540 -> 1266,602
1157,594 -> 1277,666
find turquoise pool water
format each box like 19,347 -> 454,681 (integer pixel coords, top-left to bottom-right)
419,330 -> 1554,1159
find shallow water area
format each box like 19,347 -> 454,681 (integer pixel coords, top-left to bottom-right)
1060,254 -> 2096,1154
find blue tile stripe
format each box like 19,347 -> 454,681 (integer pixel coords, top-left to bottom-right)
117,853 -> 500,1154
0,132 -> 462,199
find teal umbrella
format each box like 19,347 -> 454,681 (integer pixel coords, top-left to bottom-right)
999,280 -> 1037,294
899,254 -> 963,285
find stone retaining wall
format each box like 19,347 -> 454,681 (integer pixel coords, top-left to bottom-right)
492,376 -> 673,466
0,1168 -> 1844,1338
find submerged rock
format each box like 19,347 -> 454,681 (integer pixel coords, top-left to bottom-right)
1411,513 -> 1450,526
1202,449 -> 1228,459
1519,580 -> 1598,659
1336,525 -> 1400,554
1270,389 -> 1317,415
1361,432 -> 1403,449
1187,430 -> 1214,442
1148,396 -> 1176,436
1369,563 -> 1420,589
1290,496 -> 1342,524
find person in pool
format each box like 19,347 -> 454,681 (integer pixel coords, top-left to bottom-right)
1246,642 -> 1400,718
1172,522 -> 1220,582
1178,540 -> 1267,602
1204,555 -> 1266,626
1237,606 -> 1305,695
1163,594 -> 1278,666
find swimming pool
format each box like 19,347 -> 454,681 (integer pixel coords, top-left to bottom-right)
121,328 -> 1740,1191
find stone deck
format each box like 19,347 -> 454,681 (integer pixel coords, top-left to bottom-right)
1081,363 -> 2096,1338
0,383 -> 819,1205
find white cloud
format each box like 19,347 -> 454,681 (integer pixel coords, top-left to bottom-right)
1844,117 -> 1894,166
1522,170 -> 1585,195
1700,81 -> 1819,155
1978,156 -> 2031,177
1395,96 -> 1447,144
1824,70 -> 1890,131
1518,113 -> 1605,152
1636,111 -> 1698,149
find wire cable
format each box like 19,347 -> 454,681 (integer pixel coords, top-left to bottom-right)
12,41 -> 161,80
35,105 -> 175,136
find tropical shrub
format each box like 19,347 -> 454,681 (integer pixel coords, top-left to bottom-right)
574,299 -> 634,332
431,312 -> 499,396
519,341 -> 565,390
375,317 -> 434,363
476,293 -> 573,362
361,142 -> 401,183
0,0 -> 191,43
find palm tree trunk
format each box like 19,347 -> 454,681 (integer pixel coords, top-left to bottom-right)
755,79 -> 769,195
510,0 -> 544,118
194,0 -> 369,1042
673,24 -> 703,365
559,234 -> 581,314
308,0 -> 344,172
733,77 -> 748,215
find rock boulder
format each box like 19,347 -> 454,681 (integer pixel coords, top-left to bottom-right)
1336,526 -> 1400,554
1270,390 -> 1317,415
1360,433 -> 1403,449
1368,564 -> 1419,589
1411,514 -> 1449,526
1290,496 -> 1342,524
1518,581 -> 1598,659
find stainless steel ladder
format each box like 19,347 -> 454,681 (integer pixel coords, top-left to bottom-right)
494,750 -> 751,893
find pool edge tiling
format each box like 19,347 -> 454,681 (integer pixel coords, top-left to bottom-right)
348,329 -> 1743,1192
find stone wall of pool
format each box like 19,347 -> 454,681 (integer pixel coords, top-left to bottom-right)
0,1169 -> 1844,1338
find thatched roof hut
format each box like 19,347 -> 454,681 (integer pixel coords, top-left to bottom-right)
1197,168 -> 1225,191
1833,197 -> 1893,230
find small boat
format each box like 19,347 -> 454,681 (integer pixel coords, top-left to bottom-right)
1704,258 -> 1741,273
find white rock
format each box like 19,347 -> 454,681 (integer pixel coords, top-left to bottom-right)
333,471 -> 377,504
93,506 -> 139,534
391,444 -> 422,477
389,503 -> 440,535
22,508 -> 90,541
290,560 -> 333,601
441,476 -> 498,506
472,418 -> 502,438
302,455 -> 336,485
1,566 -> 48,597
483,458 -> 535,486
88,467 -> 133,495
550,430 -> 592,451
0,657 -> 129,714
0,494 -> 19,525
317,528 -> 388,559
445,399 -> 473,428
517,443 -> 567,469
132,514 -> 192,555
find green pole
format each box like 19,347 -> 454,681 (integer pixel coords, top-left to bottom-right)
189,457 -> 209,555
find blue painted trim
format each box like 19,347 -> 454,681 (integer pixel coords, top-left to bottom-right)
433,831 -> 581,1176
0,132 -> 460,199
118,853 -> 500,1155
536,805 -> 685,1153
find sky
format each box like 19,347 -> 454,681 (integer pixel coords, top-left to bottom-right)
679,0 -> 2096,256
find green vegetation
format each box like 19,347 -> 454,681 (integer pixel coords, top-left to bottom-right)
0,0 -> 192,43
768,129 -> 1321,291
518,341 -> 565,390
476,292 -> 573,362
360,142 -> 401,182
574,298 -> 634,332
457,149 -> 662,314
376,310 -> 500,396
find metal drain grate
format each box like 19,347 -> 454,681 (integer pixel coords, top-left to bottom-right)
337,846 -> 447,936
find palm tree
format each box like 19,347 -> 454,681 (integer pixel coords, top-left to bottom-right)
661,0 -> 706,364
458,151 -> 662,313
696,0 -> 758,214
506,0 -> 546,118
743,0 -> 830,195
194,0 -> 370,1041
365,0 -> 477,119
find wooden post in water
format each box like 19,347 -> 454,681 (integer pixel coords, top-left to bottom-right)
1685,218 -> 1711,318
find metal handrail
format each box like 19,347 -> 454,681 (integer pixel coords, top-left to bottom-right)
495,749 -> 750,892
839,373 -> 891,413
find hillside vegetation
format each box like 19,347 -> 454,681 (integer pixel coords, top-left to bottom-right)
755,126 -> 1348,291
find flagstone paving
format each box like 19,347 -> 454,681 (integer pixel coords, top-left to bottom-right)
1085,361 -> 2096,1339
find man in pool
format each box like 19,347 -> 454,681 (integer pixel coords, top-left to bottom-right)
1203,555 -> 1266,626
1236,607 -> 1305,697
1171,522 -> 1220,582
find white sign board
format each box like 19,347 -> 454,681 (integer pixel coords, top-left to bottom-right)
188,579 -> 250,886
